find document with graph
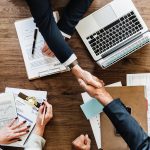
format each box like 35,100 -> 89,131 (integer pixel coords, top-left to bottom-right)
15,12 -> 68,80
0,93 -> 17,129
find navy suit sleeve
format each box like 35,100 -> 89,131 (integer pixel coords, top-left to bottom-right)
25,0 -> 75,64
103,99 -> 150,150
57,0 -> 93,35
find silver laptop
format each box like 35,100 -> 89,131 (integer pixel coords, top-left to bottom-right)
76,0 -> 150,69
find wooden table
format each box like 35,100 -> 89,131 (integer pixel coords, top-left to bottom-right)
0,0 -> 150,150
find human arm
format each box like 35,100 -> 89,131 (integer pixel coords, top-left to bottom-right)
78,79 -> 150,150
25,0 -> 76,65
25,101 -> 53,150
25,0 -> 102,88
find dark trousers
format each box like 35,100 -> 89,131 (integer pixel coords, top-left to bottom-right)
26,0 -> 93,63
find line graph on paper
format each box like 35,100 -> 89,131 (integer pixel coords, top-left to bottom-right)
0,101 -> 16,128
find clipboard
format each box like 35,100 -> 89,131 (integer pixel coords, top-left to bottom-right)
101,86 -> 147,150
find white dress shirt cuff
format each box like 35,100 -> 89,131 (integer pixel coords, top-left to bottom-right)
25,134 -> 46,150
60,31 -> 71,39
53,11 -> 72,39
63,54 -> 77,67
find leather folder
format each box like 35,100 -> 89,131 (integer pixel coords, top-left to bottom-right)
101,86 -> 147,150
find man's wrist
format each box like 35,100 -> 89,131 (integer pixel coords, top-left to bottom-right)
68,60 -> 79,70
97,92 -> 113,106
71,64 -> 84,79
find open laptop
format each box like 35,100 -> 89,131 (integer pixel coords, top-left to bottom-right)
76,0 -> 150,69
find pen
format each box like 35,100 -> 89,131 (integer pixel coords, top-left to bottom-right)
32,28 -> 38,55
41,101 -> 46,126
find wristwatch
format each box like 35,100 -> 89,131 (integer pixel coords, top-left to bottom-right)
18,92 -> 41,108
68,60 -> 79,70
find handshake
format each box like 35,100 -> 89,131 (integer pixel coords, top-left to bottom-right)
72,65 -> 113,106
72,65 -> 114,150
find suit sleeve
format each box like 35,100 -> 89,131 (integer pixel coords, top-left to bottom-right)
25,0 -> 77,65
103,99 -> 150,150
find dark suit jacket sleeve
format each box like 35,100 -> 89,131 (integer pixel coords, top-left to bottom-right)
103,99 -> 150,150
25,0 -> 76,64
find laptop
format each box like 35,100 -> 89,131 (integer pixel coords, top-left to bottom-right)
76,0 -> 150,69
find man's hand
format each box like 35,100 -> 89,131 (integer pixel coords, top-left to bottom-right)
34,101 -> 53,136
42,42 -> 54,57
72,134 -> 91,150
71,65 -> 104,88
78,78 -> 113,106
0,118 -> 29,144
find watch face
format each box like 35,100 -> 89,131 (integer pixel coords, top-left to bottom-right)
26,97 -> 38,107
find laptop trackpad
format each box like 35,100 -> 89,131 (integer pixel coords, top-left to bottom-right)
92,5 -> 117,29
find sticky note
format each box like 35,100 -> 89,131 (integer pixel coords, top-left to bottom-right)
80,99 -> 104,120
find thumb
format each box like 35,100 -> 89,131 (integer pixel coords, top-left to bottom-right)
39,105 -> 44,115
78,78 -> 87,90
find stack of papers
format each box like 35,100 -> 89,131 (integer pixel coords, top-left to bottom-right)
0,93 -> 17,129
15,12 -> 68,80
81,81 -> 122,149
2,87 -> 47,147
127,73 -> 150,135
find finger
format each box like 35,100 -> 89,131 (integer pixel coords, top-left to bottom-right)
73,134 -> 85,145
47,51 -> 54,57
7,138 -> 22,144
85,134 -> 91,145
78,79 -> 96,96
13,131 -> 28,138
45,50 -> 52,56
83,71 -> 102,88
44,102 -> 53,117
11,120 -> 27,130
39,105 -> 45,115
14,126 -> 29,133
8,117 -> 18,127
78,79 -> 88,91
92,76 -> 105,86
42,43 -> 49,52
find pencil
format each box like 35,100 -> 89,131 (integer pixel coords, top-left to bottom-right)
41,102 -> 46,126
32,28 -> 38,55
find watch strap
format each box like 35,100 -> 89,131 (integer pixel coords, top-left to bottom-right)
68,60 -> 78,70
18,92 -> 41,108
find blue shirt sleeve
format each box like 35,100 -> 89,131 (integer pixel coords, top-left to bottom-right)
103,99 -> 150,150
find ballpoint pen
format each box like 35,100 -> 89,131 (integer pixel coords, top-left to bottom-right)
32,28 -> 38,55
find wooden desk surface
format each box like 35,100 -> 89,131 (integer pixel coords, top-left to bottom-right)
0,0 -> 150,150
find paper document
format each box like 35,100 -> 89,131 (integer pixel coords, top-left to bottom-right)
80,99 -> 103,119
5,87 -> 47,147
81,81 -> 122,149
0,93 -> 17,129
127,73 -> 150,135
15,12 -> 68,80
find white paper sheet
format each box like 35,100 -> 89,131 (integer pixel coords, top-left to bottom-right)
0,93 -> 17,129
15,12 -> 68,80
5,87 -> 47,147
81,81 -> 122,149
127,73 -> 150,135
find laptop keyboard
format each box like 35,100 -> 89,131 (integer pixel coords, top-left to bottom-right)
86,11 -> 143,56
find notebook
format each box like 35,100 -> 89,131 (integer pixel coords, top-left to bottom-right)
101,86 -> 147,150
15,12 -> 68,80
